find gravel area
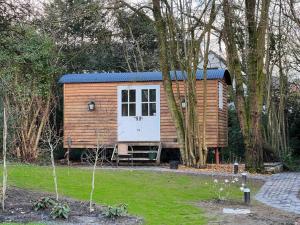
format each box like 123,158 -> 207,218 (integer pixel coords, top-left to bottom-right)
197,199 -> 300,225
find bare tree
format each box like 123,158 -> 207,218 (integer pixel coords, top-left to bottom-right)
88,98 -> 115,212
152,0 -> 217,167
42,120 -> 61,201
112,0 -> 217,167
89,130 -> 103,212
223,0 -> 271,171
2,106 -> 7,211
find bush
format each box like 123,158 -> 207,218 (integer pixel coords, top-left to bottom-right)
36,150 -> 51,166
50,202 -> 70,219
283,152 -> 300,171
104,204 -> 128,218
222,106 -> 245,162
33,197 -> 56,211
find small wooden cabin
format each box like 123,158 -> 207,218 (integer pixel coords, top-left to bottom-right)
59,69 -> 231,163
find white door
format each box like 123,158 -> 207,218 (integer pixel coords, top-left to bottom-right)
117,85 -> 160,142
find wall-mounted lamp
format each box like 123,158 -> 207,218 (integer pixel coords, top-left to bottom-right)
87,101 -> 95,111
181,98 -> 186,109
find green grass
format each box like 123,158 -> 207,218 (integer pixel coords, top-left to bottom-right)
1,164 -> 258,225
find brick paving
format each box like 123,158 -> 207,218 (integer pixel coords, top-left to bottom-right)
255,172 -> 300,214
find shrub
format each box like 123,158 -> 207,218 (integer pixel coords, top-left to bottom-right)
33,197 -> 56,211
104,204 -> 128,218
50,202 -> 70,219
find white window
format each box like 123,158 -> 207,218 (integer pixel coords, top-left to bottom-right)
141,89 -> 157,116
121,89 -> 136,116
218,82 -> 223,110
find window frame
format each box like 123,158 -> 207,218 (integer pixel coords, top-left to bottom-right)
218,81 -> 223,110
121,89 -> 137,117
141,88 -> 157,116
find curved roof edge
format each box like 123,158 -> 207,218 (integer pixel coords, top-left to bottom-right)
59,69 -> 232,85
224,69 -> 232,85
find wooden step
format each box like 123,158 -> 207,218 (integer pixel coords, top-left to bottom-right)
117,142 -> 160,146
111,142 -> 162,165
117,157 -> 155,161
131,151 -> 158,154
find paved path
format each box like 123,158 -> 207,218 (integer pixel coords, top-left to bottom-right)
255,172 -> 300,214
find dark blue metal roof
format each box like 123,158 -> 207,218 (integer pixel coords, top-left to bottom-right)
59,69 -> 231,85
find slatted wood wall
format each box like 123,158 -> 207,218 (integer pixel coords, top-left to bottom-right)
218,79 -> 228,147
63,80 -> 228,148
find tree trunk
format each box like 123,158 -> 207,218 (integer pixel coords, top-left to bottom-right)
2,107 -> 8,211
50,145 -> 59,201
152,0 -> 217,167
198,0 -> 215,166
223,0 -> 270,171
152,0 -> 186,164
90,130 -> 100,212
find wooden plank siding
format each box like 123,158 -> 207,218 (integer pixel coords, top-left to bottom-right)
217,79 -> 228,147
63,80 -> 228,149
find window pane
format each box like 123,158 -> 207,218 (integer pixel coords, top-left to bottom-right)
122,90 -> 128,102
142,89 -> 148,102
149,89 -> 156,102
149,103 -> 156,116
129,90 -> 136,102
129,103 -> 136,116
142,103 -> 148,116
122,103 -> 128,116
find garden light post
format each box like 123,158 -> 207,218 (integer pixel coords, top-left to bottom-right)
243,188 -> 251,205
242,172 -> 247,184
234,161 -> 239,174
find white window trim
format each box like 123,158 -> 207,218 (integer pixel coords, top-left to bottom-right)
218,82 -> 223,110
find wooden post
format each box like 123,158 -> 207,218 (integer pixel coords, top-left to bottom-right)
215,147 -> 220,164
67,137 -> 72,167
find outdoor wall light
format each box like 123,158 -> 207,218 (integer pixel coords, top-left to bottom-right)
181,98 -> 186,109
87,101 -> 95,111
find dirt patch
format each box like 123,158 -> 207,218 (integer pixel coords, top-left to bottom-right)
197,199 -> 300,225
0,187 -> 142,225
179,164 -> 246,174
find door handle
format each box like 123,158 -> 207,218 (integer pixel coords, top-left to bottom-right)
139,116 -> 142,121
135,116 -> 139,121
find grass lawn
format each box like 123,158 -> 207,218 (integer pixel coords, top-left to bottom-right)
1,164 -> 258,225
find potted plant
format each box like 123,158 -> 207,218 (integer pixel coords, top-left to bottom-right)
169,161 -> 179,169
148,147 -> 157,160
